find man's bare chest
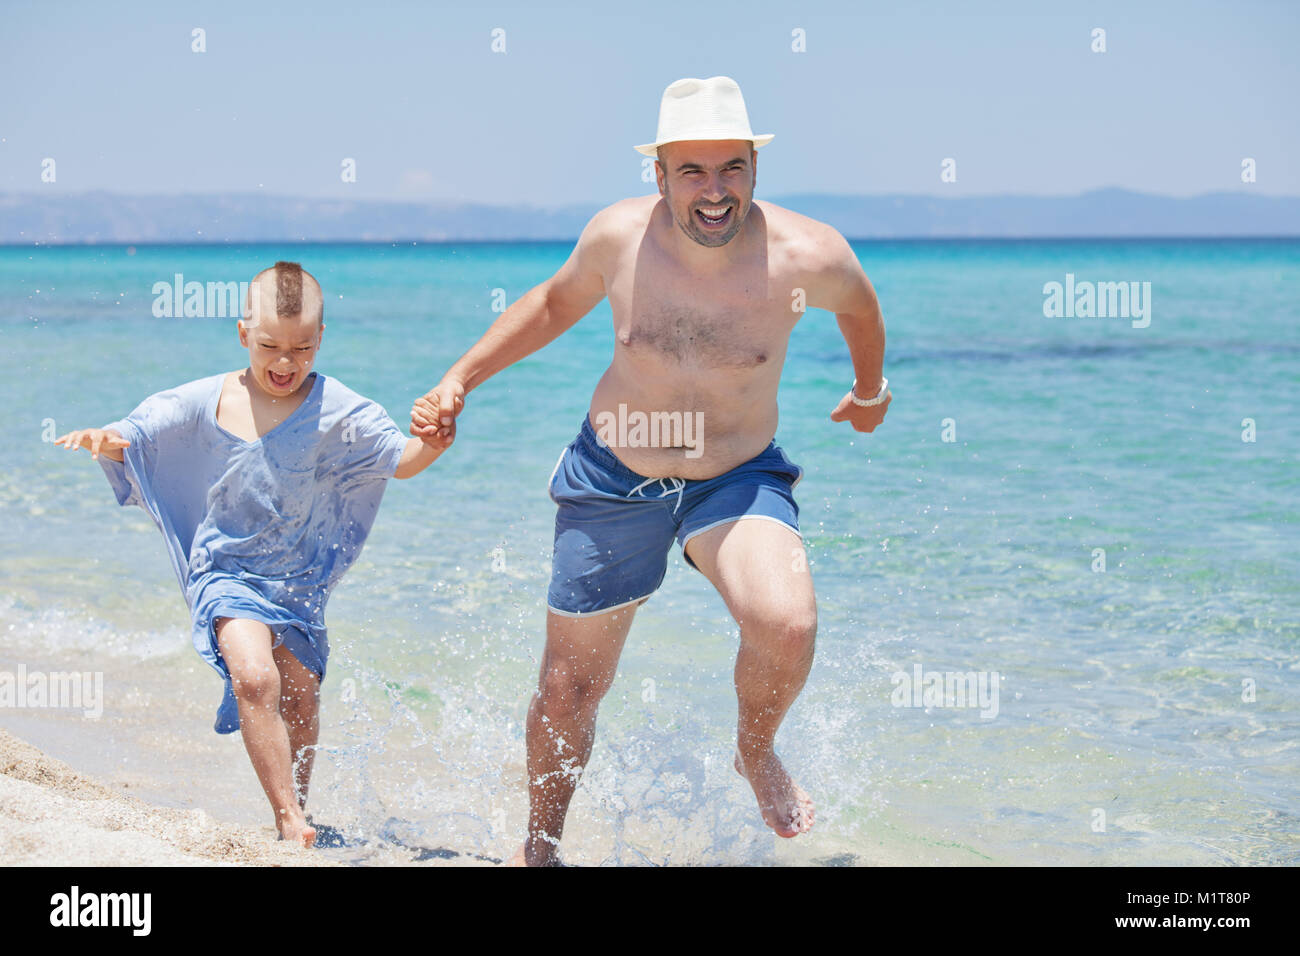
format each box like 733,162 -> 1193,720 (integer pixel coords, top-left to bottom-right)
609,272 -> 797,369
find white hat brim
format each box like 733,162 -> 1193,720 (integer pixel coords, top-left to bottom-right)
634,133 -> 774,157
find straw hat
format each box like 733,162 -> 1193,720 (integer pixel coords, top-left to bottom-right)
634,76 -> 774,157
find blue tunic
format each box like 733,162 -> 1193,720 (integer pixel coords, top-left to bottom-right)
98,371 -> 408,733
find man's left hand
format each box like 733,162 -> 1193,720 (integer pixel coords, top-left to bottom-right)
829,387 -> 891,433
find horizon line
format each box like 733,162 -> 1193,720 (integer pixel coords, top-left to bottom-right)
8,235 -> 1299,249
4,187 -> 1300,205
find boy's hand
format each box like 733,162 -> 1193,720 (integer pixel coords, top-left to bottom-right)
54,428 -> 130,461
416,425 -> 456,454
411,379 -> 465,447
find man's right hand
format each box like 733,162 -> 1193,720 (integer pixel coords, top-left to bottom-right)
411,378 -> 466,447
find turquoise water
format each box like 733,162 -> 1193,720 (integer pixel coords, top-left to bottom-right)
2,239 -> 1298,865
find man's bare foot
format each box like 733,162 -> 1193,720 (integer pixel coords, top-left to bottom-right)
276,809 -> 317,848
735,746 -> 815,838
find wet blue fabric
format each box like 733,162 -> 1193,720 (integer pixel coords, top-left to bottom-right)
98,371 -> 407,733
546,415 -> 803,616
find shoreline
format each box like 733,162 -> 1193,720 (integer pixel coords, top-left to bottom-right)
0,634 -> 506,868
0,727 -> 324,866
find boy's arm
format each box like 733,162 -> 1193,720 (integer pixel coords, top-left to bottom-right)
54,427 -> 131,462
393,434 -> 450,480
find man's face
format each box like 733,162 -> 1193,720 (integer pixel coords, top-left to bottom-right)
238,311 -> 323,397
655,140 -> 757,248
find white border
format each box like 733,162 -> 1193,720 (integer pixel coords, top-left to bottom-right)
547,592 -> 654,618
679,513 -> 803,552
546,445 -> 568,501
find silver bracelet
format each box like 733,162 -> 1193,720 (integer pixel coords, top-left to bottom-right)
850,377 -> 889,407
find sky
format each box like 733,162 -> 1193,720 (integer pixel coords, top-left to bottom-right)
2,0 -> 1297,204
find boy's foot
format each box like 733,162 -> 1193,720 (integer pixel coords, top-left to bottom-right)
504,843 -> 565,866
734,746 -> 815,838
276,809 -> 317,848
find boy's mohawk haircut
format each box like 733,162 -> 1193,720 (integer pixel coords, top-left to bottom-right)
274,261 -> 303,317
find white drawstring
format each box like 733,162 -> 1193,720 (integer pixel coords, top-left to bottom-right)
627,476 -> 686,514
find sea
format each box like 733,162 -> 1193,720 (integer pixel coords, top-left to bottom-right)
1,238 -> 1297,865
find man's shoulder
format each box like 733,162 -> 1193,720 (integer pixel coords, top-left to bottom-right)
566,197 -> 658,273
599,194 -> 659,222
755,200 -> 845,246
755,200 -> 855,270
582,196 -> 658,243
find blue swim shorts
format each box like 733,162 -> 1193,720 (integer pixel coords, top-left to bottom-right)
546,415 -> 803,616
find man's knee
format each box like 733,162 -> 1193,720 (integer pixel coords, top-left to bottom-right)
537,660 -> 614,719
739,604 -> 817,665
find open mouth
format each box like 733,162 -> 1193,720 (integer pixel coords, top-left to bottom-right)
269,370 -> 295,389
695,205 -> 733,228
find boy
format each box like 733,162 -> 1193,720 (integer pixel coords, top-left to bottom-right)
56,261 -> 446,846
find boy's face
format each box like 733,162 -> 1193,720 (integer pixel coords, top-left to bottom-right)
237,312 -> 323,397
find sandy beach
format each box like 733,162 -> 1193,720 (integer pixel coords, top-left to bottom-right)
0,728 -> 323,866
0,627 -> 507,867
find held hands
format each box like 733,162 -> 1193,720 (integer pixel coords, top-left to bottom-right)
410,378 -> 466,449
54,428 -> 130,461
829,384 -> 891,433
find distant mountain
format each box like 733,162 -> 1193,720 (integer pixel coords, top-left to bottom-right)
779,189 -> 1300,238
1,189 -> 1296,243
0,192 -> 597,244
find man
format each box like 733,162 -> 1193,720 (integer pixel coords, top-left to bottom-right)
411,76 -> 890,866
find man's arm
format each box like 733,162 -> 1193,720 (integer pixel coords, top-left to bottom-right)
411,209 -> 613,445
806,227 -> 891,433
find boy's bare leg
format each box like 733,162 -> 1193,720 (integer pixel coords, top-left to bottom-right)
215,617 -> 317,847
273,639 -> 320,807
685,519 -> 818,837
507,604 -> 637,866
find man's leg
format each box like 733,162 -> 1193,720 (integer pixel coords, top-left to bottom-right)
215,617 -> 316,846
685,519 -> 817,837
512,603 -> 638,866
